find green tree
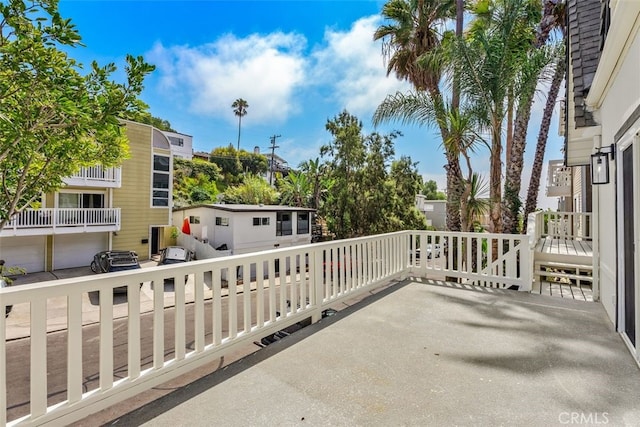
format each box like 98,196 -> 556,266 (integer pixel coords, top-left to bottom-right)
390,156 -> 427,231
422,180 -> 446,200
0,0 -> 154,230
173,158 -> 221,208
278,171 -> 311,207
130,113 -> 175,132
321,111 -> 367,238
320,110 -> 423,238
222,174 -> 278,205
209,144 -> 268,186
232,98 -> 248,150
299,158 -> 333,211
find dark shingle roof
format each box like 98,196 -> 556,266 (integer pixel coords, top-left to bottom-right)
567,0 -> 602,128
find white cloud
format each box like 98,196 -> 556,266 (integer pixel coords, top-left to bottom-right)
146,15 -> 412,129
312,16 -> 411,117
147,32 -> 308,124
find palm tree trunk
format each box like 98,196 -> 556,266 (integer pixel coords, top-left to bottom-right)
489,124 -> 503,234
524,56 -> 566,220
502,90 -> 535,234
237,116 -> 242,150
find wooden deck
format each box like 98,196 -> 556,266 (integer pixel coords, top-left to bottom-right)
533,237 -> 594,302
535,237 -> 593,263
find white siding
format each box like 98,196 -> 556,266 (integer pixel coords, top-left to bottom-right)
594,28 -> 640,324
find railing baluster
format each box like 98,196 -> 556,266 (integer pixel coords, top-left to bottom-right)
99,289 -> 114,390
194,271 -> 204,352
153,276 -> 165,369
67,293 -> 83,403
0,310 -> 5,425
291,257 -> 298,313
213,269 -> 222,346
229,267 -> 238,338
269,260 -> 277,321
256,261 -> 265,328
128,282 -> 141,380
175,274 -> 186,360
30,298 -> 48,417
243,262 -> 251,332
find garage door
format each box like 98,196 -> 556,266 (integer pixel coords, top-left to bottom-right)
54,233 -> 108,270
0,236 -> 46,273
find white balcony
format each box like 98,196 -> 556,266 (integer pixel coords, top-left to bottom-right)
0,208 -> 121,237
0,230 -> 535,425
545,160 -> 572,197
63,166 -> 122,188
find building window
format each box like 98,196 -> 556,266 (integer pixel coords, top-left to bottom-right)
168,136 -> 184,147
253,217 -> 270,226
189,216 -> 200,224
152,155 -> 170,207
297,212 -> 309,234
276,212 -> 292,236
215,217 -> 229,226
58,192 -> 105,208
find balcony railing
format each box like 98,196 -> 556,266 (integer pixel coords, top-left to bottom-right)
546,160 -> 572,197
0,230 -> 532,426
0,208 -> 121,237
528,211 -> 592,241
63,166 -> 122,188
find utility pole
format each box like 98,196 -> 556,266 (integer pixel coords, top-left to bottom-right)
268,134 -> 281,185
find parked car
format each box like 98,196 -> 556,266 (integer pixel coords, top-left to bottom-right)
157,247 -> 195,284
415,244 -> 441,260
90,250 -> 141,293
157,247 -> 195,265
1,278 -> 11,317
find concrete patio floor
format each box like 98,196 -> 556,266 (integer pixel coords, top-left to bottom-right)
107,279 -> 640,427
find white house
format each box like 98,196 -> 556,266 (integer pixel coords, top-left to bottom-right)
414,196 -> 446,230
567,0 -> 639,362
162,130 -> 193,160
172,204 -> 315,255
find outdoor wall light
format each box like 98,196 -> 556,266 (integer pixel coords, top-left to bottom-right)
591,144 -> 615,185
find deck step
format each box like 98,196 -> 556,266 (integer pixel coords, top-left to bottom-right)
535,260 -> 593,270
534,270 -> 593,282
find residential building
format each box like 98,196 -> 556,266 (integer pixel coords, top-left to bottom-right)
545,160 -> 592,213
566,0 -> 639,359
414,196 -> 446,230
192,150 -> 210,161
162,130 -> 193,160
254,146 -> 290,185
0,120 -> 174,272
172,204 -> 315,255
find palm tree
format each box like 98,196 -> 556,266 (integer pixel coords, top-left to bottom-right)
373,0 -> 464,232
231,98 -> 248,150
524,0 -> 567,221
449,0 -> 541,233
502,0 -> 566,233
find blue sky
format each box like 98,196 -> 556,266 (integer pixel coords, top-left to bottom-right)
59,0 -> 563,208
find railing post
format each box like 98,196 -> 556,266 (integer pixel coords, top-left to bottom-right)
311,248 -> 324,323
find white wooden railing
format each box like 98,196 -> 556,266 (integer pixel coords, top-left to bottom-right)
0,230 -> 530,426
1,208 -> 121,236
528,211 -> 592,241
406,231 -> 531,291
63,166 -> 122,187
546,160 -> 572,197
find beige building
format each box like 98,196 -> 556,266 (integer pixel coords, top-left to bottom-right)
0,120 -> 174,272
